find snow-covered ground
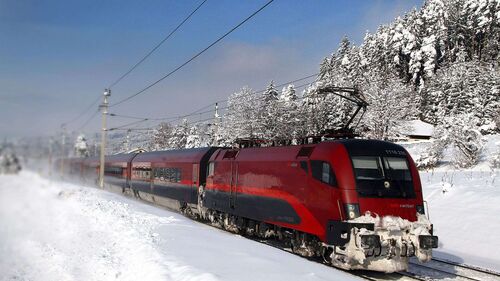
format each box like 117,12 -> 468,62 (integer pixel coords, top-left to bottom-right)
401,134 -> 500,272
421,169 -> 500,271
0,171 -> 360,281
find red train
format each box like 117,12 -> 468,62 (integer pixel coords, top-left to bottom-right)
58,139 -> 438,273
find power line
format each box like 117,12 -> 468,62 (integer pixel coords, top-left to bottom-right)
108,72 -> 318,123
79,23 -> 442,133
109,113 -> 155,120
108,107 -> 214,121
61,22 -> 448,132
109,118 -> 149,131
76,109 -> 100,132
60,1 -> 208,131
214,72 -> 319,104
108,0 -> 208,89
110,0 -> 275,108
62,96 -> 101,128
168,80 -> 315,123
110,73 -> 406,132
111,80 -> 316,132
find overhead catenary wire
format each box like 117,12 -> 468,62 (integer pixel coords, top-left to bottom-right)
108,72 -> 319,123
63,21 -> 450,132
110,81 -> 317,132
61,96 -> 101,128
76,109 -> 100,132
60,1 -> 208,131
108,72 -> 404,133
79,25 -> 453,135
110,0 -> 275,108
109,68 -> 432,135
109,118 -> 149,131
107,0 -> 208,89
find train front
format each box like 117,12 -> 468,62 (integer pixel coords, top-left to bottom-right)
327,139 -> 438,272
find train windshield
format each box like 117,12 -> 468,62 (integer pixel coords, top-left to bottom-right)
352,156 -> 415,198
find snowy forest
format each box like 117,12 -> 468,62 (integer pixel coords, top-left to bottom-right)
96,0 -> 499,169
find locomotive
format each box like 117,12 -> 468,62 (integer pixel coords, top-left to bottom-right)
59,139 -> 438,273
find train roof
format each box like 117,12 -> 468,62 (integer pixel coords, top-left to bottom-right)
210,139 -> 408,162
334,139 -> 407,157
105,153 -> 138,163
214,145 -> 311,162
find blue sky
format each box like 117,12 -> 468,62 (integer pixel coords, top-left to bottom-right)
0,0 -> 422,137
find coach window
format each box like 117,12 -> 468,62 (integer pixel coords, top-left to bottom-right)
311,160 -> 337,187
322,162 -> 331,183
300,161 -> 308,174
208,162 -> 215,177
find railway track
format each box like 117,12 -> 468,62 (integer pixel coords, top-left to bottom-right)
340,257 -> 500,281
403,257 -> 500,281
251,235 -> 500,281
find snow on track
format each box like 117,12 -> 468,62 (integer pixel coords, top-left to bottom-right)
0,171 -> 360,281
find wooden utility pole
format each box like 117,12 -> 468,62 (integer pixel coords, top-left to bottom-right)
60,124 -> 66,175
99,89 -> 111,188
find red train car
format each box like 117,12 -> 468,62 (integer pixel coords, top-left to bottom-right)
202,139 -> 436,271
127,148 -> 217,211
59,139 -> 437,272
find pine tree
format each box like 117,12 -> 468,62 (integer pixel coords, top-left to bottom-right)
185,125 -> 201,148
422,61 -> 500,132
275,84 -> 299,141
259,81 -> 280,140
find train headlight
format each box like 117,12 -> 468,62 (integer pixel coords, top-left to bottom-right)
416,205 -> 425,215
344,203 -> 360,220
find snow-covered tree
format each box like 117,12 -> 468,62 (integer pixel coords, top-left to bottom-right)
185,125 -> 202,148
422,61 -> 500,131
275,84 -> 300,141
415,123 -> 450,169
417,114 -> 484,168
259,81 -> 280,140
222,87 -> 261,144
491,150 -> 500,169
449,115 -> 484,168
169,119 -> 190,149
151,122 -> 173,150
74,134 -> 89,157
360,78 -> 419,140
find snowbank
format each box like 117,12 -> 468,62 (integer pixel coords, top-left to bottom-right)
0,171 -> 359,281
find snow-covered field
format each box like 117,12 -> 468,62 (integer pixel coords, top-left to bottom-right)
0,171 -> 360,281
401,134 -> 500,272
421,168 -> 500,271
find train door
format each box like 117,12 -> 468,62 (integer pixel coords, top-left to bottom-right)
192,163 -> 199,203
192,164 -> 199,187
229,161 -> 238,209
